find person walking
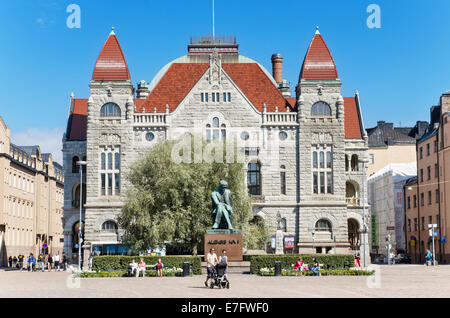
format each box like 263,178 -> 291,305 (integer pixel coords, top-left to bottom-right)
47,254 -> 53,271
425,249 -> 432,266
62,252 -> 67,271
18,254 -> 24,270
12,256 -> 17,268
54,253 -> 60,271
38,254 -> 45,272
27,253 -> 33,272
204,248 -> 218,288
219,250 -> 228,280
355,253 -> 361,268
8,256 -> 12,268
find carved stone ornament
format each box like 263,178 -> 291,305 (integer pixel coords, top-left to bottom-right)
99,134 -> 121,145
312,132 -> 332,144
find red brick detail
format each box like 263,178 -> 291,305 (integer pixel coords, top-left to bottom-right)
67,99 -> 87,140
92,34 -> 131,81
344,97 -> 362,139
300,34 -> 338,81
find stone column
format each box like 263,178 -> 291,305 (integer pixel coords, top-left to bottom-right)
275,230 -> 284,254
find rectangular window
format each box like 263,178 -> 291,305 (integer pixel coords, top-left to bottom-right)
216,92 -> 219,102
408,219 -> 411,232
421,217 -> 425,230
223,92 -> 226,102
419,147 -> 423,159
427,166 -> 431,180
420,193 -> 424,206
327,172 -> 333,194
228,93 -> 231,102
115,173 -> 120,195
108,153 -> 113,170
201,93 -> 204,102
420,169 -> 423,182
313,172 -> 318,194
434,140 -> 438,152
108,173 -> 113,196
436,189 -> 440,203
280,172 -> 286,195
413,195 -> 417,208
212,92 -> 215,102
407,196 -> 411,209
101,174 -> 106,196
205,93 -> 208,102
427,143 -> 430,156
428,191 -> 432,205
320,172 -> 325,194
414,218 -> 418,231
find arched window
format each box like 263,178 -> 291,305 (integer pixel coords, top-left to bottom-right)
102,220 -> 118,232
72,184 -> 86,208
206,117 -> 226,141
247,162 -> 261,195
100,103 -> 121,117
345,154 -> 349,172
311,101 -> 332,116
315,219 -> 332,232
72,156 -> 79,173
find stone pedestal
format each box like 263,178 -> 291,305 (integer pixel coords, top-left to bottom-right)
205,229 -> 243,261
275,230 -> 283,254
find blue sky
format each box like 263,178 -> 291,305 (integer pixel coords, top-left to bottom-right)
0,0 -> 449,162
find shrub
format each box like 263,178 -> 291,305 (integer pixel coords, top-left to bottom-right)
257,268 -> 374,276
91,256 -> 202,275
244,254 -> 355,274
78,268 -> 186,278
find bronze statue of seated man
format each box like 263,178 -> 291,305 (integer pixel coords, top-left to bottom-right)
211,180 -> 234,230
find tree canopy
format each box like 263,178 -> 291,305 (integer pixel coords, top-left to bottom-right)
118,136 -> 269,255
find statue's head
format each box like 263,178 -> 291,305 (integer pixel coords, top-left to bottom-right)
218,180 -> 228,192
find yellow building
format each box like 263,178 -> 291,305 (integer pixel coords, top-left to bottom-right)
0,116 -> 64,266
366,121 -> 428,177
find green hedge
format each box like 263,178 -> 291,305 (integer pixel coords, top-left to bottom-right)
244,254 -> 355,274
92,256 -> 202,275
258,268 -> 374,276
78,269 -> 187,278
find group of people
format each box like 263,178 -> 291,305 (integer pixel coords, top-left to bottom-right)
8,252 -> 66,272
204,248 -> 228,287
128,258 -> 165,277
294,257 -> 320,276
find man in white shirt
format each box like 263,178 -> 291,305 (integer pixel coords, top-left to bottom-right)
204,248 -> 218,288
54,253 -> 60,271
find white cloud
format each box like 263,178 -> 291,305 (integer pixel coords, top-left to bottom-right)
11,128 -> 64,164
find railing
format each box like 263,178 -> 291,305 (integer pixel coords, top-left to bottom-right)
134,113 -> 167,125
263,112 -> 298,125
346,197 -> 361,207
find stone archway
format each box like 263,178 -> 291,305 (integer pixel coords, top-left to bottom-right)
348,218 -> 360,250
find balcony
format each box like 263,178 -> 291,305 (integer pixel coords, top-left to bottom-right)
346,197 -> 361,207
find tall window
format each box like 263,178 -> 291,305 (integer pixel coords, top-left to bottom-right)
311,101 -> 332,116
247,162 -> 261,195
206,117 -> 226,141
72,156 -> 79,173
351,155 -> 359,171
312,145 -> 333,194
280,165 -> 286,195
100,103 -> 121,117
100,146 -> 120,196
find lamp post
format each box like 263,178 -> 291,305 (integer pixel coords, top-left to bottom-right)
312,230 -> 315,253
359,159 -> 368,268
76,160 -> 86,271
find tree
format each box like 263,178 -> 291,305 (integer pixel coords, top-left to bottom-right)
118,136 -> 269,255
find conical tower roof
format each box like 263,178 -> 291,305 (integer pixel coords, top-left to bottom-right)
92,29 -> 131,81
299,29 -> 338,81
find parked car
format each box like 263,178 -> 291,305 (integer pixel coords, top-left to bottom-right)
395,253 -> 411,264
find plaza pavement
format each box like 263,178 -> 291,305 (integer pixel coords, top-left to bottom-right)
0,264 -> 449,298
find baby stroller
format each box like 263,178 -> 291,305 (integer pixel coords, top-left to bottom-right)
210,262 -> 230,289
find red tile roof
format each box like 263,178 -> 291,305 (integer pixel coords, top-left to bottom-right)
300,33 -> 338,81
136,62 -> 294,113
67,99 -> 87,140
137,63 -> 209,113
344,97 -> 362,139
92,34 -> 131,81
222,63 -> 293,112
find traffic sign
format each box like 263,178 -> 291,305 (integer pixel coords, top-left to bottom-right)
42,243 -> 48,249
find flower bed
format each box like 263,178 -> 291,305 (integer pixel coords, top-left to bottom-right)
258,267 -> 374,276
77,267 -> 185,278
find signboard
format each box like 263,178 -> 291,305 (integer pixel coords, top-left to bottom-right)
441,236 -> 446,243
284,236 -> 295,248
271,236 -> 276,249
386,226 -> 395,231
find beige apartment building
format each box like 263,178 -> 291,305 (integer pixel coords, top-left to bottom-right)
366,121 -> 428,177
405,91 -> 450,264
0,116 -> 64,266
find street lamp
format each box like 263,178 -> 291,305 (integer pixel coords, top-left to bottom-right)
312,230 -> 315,253
76,160 -> 86,271
359,158 -> 369,268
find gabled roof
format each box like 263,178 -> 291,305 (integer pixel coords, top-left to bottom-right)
343,97 -> 362,139
66,99 -> 88,141
92,32 -> 131,81
136,62 -> 294,113
299,32 -> 338,81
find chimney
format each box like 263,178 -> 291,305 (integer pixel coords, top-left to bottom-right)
271,53 -> 283,86
136,80 -> 150,99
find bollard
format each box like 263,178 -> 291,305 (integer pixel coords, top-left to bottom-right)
274,261 -> 282,276
182,262 -> 190,277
